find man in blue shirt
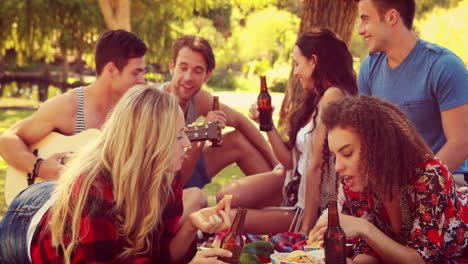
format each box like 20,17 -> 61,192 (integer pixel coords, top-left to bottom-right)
357,0 -> 468,183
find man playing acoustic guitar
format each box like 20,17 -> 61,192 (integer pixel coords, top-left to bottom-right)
0,30 -> 147,191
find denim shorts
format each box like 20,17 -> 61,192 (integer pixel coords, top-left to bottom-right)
183,155 -> 211,189
0,181 -> 55,263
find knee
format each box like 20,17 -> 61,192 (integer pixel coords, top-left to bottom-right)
223,131 -> 250,152
215,188 -> 227,204
215,181 -> 240,203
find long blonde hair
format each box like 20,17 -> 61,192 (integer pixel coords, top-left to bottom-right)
49,85 -> 180,262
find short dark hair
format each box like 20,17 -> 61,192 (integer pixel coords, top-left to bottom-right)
369,0 -> 416,30
95,29 -> 147,76
172,35 -> 215,73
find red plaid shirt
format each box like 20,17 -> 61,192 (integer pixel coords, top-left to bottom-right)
30,174 -> 196,263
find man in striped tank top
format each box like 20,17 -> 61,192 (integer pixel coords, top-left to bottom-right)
0,29 -> 147,182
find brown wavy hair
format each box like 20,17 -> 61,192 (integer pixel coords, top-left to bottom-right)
172,35 -> 216,73
286,28 -> 358,149
321,95 -> 433,200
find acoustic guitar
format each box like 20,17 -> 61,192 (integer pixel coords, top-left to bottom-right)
4,122 -> 218,205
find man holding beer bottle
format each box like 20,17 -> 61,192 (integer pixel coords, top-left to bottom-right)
161,35 -> 278,191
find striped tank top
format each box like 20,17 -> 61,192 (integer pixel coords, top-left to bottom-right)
74,86 -> 86,134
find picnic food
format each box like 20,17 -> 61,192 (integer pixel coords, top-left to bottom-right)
289,250 -> 307,258
240,253 -> 262,264
242,241 -> 274,258
307,239 -> 321,247
275,250 -> 320,263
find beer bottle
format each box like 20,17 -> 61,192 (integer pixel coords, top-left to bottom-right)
324,200 -> 346,264
218,207 -> 247,264
257,76 -> 273,132
211,96 -> 223,147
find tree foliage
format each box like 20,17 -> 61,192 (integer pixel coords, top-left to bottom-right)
417,0 -> 463,16
0,0 -> 104,66
417,0 -> 468,64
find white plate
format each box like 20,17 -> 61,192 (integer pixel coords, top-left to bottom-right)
271,250 -> 324,264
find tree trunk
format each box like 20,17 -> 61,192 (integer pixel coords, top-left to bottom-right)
38,67 -> 50,102
98,0 -> 131,31
278,0 -> 358,131
62,49 -> 69,94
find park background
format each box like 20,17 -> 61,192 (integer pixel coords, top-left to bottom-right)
0,0 -> 467,219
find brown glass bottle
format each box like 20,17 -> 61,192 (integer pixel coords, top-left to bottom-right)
324,200 -> 346,264
211,96 -> 223,147
257,76 -> 273,132
218,207 -> 247,264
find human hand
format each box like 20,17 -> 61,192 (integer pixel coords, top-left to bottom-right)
189,248 -> 232,264
37,152 -> 71,180
248,104 -> 275,124
308,213 -> 364,244
206,110 -> 226,129
189,195 -> 232,234
248,104 -> 260,124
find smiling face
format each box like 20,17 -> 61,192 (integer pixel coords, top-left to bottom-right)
328,127 -> 368,192
170,106 -> 191,172
169,47 -> 211,103
357,0 -> 392,54
292,45 -> 315,91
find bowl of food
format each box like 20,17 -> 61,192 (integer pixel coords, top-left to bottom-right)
271,250 -> 324,264
304,240 -> 323,252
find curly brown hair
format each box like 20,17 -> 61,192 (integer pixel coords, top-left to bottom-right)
321,95 -> 433,200
286,28 -> 358,149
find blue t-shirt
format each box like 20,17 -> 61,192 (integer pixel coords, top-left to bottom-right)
359,39 -> 468,174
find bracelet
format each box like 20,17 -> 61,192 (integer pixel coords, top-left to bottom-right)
27,158 -> 44,185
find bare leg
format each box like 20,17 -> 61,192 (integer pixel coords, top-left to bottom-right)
229,207 -> 296,234
204,130 -> 274,178
216,169 -> 285,209
181,187 -> 208,225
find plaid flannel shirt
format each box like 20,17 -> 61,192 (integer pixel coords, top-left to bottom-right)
30,174 -> 196,263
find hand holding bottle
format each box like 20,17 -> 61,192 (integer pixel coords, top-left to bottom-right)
249,104 -> 275,125
257,76 -> 273,131
308,212 -> 365,244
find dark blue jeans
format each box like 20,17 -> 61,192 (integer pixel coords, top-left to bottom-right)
0,181 -> 55,263
184,155 -> 211,189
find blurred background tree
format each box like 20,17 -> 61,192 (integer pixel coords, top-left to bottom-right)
0,0 -> 465,105
278,0 -> 358,130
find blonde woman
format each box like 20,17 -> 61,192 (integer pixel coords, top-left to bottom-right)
0,85 -> 233,263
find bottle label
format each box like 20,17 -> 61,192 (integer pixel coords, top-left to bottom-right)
259,109 -> 273,131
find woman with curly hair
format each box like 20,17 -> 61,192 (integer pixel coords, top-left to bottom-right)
217,28 -> 358,234
0,85 -> 233,264
310,95 -> 467,264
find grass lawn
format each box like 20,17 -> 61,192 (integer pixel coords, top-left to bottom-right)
0,92 -> 284,219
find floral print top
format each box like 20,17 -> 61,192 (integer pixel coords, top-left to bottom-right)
342,159 -> 467,263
